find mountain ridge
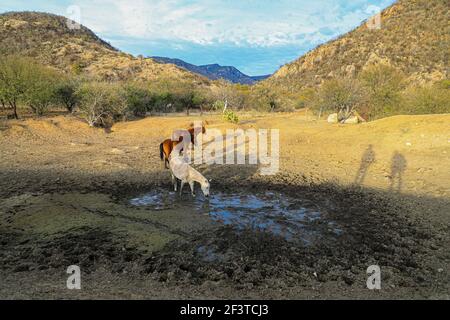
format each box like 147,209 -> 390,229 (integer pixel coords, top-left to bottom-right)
0,11 -> 209,85
151,56 -> 270,84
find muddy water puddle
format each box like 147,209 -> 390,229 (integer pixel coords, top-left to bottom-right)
129,190 -> 343,244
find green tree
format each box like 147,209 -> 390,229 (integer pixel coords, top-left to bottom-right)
54,78 -> 80,113
179,90 -> 196,116
0,97 -> 6,110
0,55 -> 32,119
122,83 -> 152,117
176,83 -> 206,115
23,64 -> 60,116
153,91 -> 174,113
359,64 -> 405,119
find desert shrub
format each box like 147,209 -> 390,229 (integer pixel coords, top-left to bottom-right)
312,77 -> 366,120
77,82 -> 126,127
295,88 -> 316,109
223,109 -> 239,124
399,84 -> 450,115
71,62 -> 85,75
359,64 -> 405,120
250,86 -> 280,112
435,79 -> 450,90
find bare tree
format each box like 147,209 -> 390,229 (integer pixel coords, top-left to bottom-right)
211,80 -> 245,113
77,82 -> 124,127
314,77 -> 366,121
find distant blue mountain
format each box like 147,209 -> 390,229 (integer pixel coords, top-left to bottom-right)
151,56 -> 270,85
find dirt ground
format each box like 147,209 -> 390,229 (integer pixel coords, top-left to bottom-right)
0,111 -> 449,299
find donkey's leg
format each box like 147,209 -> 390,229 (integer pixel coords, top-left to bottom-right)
171,173 -> 177,191
189,181 -> 195,197
180,181 -> 185,196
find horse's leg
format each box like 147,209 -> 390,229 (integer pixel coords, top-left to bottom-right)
189,181 -> 195,197
164,149 -> 170,169
165,158 -> 170,169
162,142 -> 171,169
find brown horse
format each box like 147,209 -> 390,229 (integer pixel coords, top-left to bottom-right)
160,125 -> 206,169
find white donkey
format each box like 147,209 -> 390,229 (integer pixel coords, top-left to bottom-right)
169,153 -> 210,197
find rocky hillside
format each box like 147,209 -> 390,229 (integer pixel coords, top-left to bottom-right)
152,57 -> 270,84
263,0 -> 449,95
0,11 -> 209,84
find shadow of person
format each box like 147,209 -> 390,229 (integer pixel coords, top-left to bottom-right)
390,151 -> 407,193
355,144 -> 376,185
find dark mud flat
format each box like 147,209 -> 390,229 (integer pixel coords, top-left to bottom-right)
129,190 -> 342,244
0,180 -> 448,299
131,188 -> 447,294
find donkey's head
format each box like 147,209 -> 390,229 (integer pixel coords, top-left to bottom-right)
189,121 -> 207,133
201,178 -> 210,198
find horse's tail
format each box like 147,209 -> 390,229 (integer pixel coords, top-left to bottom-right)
159,142 -> 164,161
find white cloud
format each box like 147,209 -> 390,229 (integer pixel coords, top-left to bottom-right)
10,0 -> 393,48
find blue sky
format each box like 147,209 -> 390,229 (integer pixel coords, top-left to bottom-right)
0,0 -> 395,75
